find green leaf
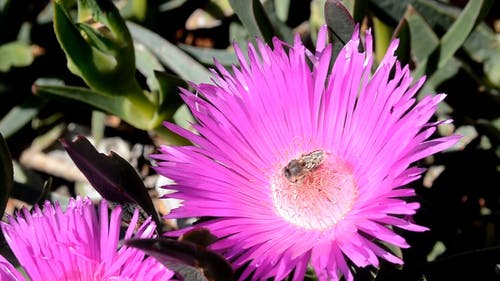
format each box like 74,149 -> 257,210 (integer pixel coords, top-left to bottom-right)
420,57 -> 461,96
154,71 -> 186,110
127,21 -> 211,84
392,14 -> 411,65
53,0 -> 143,96
229,22 -> 250,52
0,41 -> 34,72
53,1 -> 107,81
119,0 -> 148,22
274,0 -> 290,22
75,0 -> 133,50
409,0 -> 487,80
33,83 -> 161,130
173,104 -> 196,133
153,126 -> 191,146
262,0 -> 294,44
463,23 -> 497,64
178,44 -> 238,66
0,132 -> 13,219
404,6 -> 439,63
309,0 -> 326,44
91,110 -> 106,144
159,0 -> 188,12
134,41 -> 165,93
437,0 -> 483,68
34,83 -> 124,117
484,53 -> 500,88
229,0 -> 277,43
75,22 -> 119,55
0,96 -> 47,138
367,0 -> 413,24
370,0 -> 493,37
372,17 -> 394,64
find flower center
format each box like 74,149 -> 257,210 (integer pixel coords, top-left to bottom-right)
271,152 -> 358,231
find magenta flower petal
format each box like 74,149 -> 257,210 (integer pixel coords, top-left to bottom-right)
0,197 -> 174,281
0,255 -> 25,281
154,25 -> 460,280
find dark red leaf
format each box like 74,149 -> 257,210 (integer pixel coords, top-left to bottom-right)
61,136 -> 161,229
126,237 -> 234,281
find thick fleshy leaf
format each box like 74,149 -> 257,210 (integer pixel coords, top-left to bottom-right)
437,0 -> 484,68
404,6 -> 439,63
33,83 -> 124,116
420,58 -> 461,95
261,0 -> 294,44
33,83 -> 161,130
0,41 -> 34,72
119,0 -> 148,22
374,0 -> 492,81
0,133 -> 13,219
134,41 -> 165,93
74,23 -> 118,55
463,23 -> 500,87
309,0 -> 326,44
392,13 -> 411,64
371,0 -> 493,29
274,0 -> 290,22
324,0 -> 355,59
229,0 -> 276,43
61,136 -> 161,228
368,0 -> 412,23
372,17 -> 394,64
0,96 -> 47,138
179,44 -> 238,67
91,110 -> 106,144
127,21 -> 211,84
126,237 -> 234,281
52,0 -> 140,94
408,0 -> 487,82
153,126 -> 192,146
154,71 -> 186,112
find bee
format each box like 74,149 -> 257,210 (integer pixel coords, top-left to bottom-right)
283,150 -> 325,184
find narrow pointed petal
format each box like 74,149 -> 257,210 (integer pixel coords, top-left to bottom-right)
155,24 -> 460,280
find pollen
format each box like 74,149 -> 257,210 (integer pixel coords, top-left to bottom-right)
271,154 -> 358,231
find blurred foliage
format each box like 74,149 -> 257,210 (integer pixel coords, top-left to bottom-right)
0,132 -> 13,220
0,0 -> 499,280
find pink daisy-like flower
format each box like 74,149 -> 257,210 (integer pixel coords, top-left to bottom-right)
0,197 -> 174,281
154,26 -> 460,280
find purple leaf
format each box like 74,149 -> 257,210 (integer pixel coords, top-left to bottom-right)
61,136 -> 160,228
126,236 -> 234,281
325,0 -> 356,58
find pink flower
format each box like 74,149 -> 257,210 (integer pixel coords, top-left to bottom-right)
154,26 -> 460,280
0,197 -> 174,281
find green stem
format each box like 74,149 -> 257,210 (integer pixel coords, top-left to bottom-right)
372,17 -> 393,65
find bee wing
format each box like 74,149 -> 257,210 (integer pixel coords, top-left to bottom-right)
301,150 -> 325,170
